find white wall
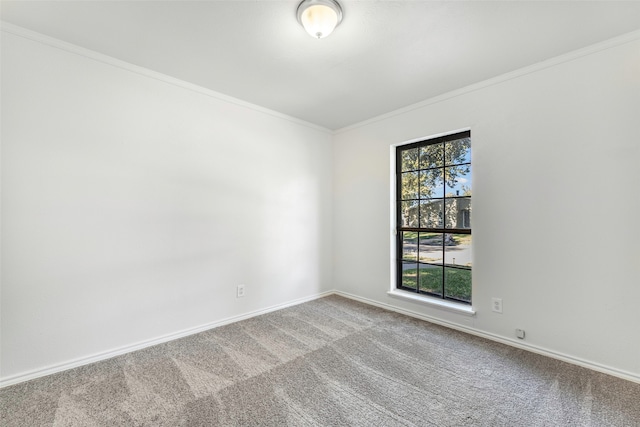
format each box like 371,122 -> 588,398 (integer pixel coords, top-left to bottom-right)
2,25 -> 639,387
333,36 -> 640,380
1,30 -> 333,381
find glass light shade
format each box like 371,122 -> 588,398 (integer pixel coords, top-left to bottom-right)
297,0 -> 343,39
301,5 -> 338,39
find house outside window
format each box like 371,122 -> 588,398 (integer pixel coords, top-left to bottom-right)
395,131 -> 472,304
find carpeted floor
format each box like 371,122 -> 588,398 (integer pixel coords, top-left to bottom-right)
1,295 -> 639,426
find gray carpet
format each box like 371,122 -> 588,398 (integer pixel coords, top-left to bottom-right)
1,295 -> 639,426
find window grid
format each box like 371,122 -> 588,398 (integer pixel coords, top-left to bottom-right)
396,131 -> 472,304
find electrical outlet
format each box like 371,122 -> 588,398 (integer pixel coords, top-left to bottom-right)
491,297 -> 503,313
237,284 -> 245,298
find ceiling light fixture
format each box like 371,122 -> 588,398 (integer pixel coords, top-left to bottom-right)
297,0 -> 343,39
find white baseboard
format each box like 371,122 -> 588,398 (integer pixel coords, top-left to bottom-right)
3,289 -> 638,388
334,290 -> 640,385
0,290 -> 333,388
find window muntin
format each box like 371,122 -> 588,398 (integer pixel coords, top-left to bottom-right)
396,131 -> 472,304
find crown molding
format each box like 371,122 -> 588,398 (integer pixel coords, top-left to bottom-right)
0,21 -> 333,135
335,28 -> 640,135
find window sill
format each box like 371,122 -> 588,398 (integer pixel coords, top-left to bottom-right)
387,289 -> 476,317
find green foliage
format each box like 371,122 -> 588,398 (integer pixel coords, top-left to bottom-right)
399,138 -> 471,226
400,170 -> 443,201
400,138 -> 470,173
401,267 -> 471,303
444,268 -> 472,302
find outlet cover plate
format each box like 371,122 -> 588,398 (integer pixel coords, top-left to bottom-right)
491,297 -> 503,313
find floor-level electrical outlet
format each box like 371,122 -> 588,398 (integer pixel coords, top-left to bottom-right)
491,297 -> 503,313
237,284 -> 245,298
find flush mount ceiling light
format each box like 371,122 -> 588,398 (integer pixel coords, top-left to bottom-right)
297,0 -> 343,39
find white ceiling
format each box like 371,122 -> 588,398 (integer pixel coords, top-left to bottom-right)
2,1 -> 640,130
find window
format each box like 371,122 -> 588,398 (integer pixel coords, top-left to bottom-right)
396,131 -> 472,304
